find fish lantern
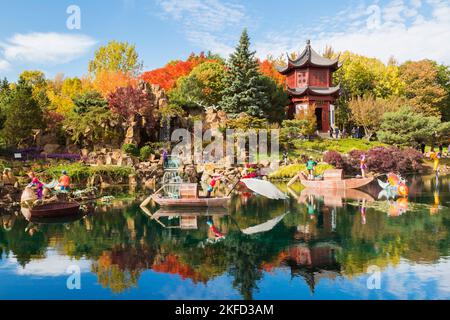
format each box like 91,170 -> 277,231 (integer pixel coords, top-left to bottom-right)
398,183 -> 409,197
388,173 -> 400,186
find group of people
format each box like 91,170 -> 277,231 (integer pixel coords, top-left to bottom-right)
26,170 -> 71,201
329,127 -> 364,139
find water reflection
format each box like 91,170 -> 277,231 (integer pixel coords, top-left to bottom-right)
0,176 -> 449,299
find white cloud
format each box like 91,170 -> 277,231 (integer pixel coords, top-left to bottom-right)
3,250 -> 92,277
0,59 -> 10,71
0,32 -> 96,65
253,0 -> 450,65
156,0 -> 246,56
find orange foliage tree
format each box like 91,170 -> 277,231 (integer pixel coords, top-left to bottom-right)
259,59 -> 286,87
93,70 -> 138,98
141,53 -> 213,91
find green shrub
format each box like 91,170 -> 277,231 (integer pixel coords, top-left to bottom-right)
269,163 -> 334,180
122,143 -> 139,157
293,138 -> 386,154
45,163 -> 134,183
139,146 -> 153,161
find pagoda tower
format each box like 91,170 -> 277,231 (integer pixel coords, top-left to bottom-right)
277,40 -> 342,132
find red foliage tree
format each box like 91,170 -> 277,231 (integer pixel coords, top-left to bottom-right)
108,86 -> 156,127
141,53 -> 212,91
259,59 -> 286,86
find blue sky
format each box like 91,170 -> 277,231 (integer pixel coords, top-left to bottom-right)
0,0 -> 449,81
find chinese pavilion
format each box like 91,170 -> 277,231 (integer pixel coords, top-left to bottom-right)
277,40 -> 342,132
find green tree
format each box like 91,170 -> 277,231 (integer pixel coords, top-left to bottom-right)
259,75 -> 289,123
220,29 -> 270,118
0,78 -> 11,132
169,60 -> 227,110
377,106 -> 450,146
88,41 -> 143,76
72,90 -> 108,114
63,106 -> 121,147
18,70 -> 50,110
1,79 -> 44,146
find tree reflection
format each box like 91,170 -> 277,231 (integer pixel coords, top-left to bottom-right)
0,178 -> 449,299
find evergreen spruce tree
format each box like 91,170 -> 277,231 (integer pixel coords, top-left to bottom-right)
220,29 -> 270,117
1,79 -> 43,146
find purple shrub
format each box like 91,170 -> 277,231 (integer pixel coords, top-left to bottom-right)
344,150 -> 367,175
324,151 -> 345,169
366,147 -> 398,173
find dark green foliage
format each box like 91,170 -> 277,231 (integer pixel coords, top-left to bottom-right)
377,106 -> 450,146
73,90 -> 108,114
220,29 -> 270,118
0,79 -> 44,146
63,106 -> 121,146
122,143 -> 139,157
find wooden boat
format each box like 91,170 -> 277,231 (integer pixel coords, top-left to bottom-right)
290,169 -> 374,190
143,183 -> 231,208
29,201 -> 80,218
151,195 -> 230,208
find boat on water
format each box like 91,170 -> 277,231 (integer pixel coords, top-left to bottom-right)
288,169 -> 374,190
28,201 -> 81,219
145,183 -> 231,208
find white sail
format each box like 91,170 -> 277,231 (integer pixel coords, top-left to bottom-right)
242,214 -> 287,235
240,179 -> 288,200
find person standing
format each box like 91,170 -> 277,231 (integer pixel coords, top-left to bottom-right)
329,127 -> 334,139
421,142 -> 426,154
28,172 -> 44,201
162,148 -> 169,168
306,157 -> 317,180
206,175 -> 221,198
334,127 -> 340,139
360,154 -> 367,178
283,150 -> 288,166
430,148 -> 440,174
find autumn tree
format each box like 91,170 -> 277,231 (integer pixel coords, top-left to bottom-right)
93,70 -> 138,98
220,29 -> 270,118
108,86 -> 154,123
88,41 -> 143,76
399,60 -> 448,118
259,59 -> 285,86
108,86 -> 157,145
141,53 -> 213,91
348,94 -> 404,139
47,76 -> 84,115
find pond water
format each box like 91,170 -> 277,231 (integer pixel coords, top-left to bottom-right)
0,175 -> 449,300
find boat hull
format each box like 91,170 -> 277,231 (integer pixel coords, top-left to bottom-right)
152,196 -> 231,208
300,176 -> 374,189
29,202 -> 80,218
